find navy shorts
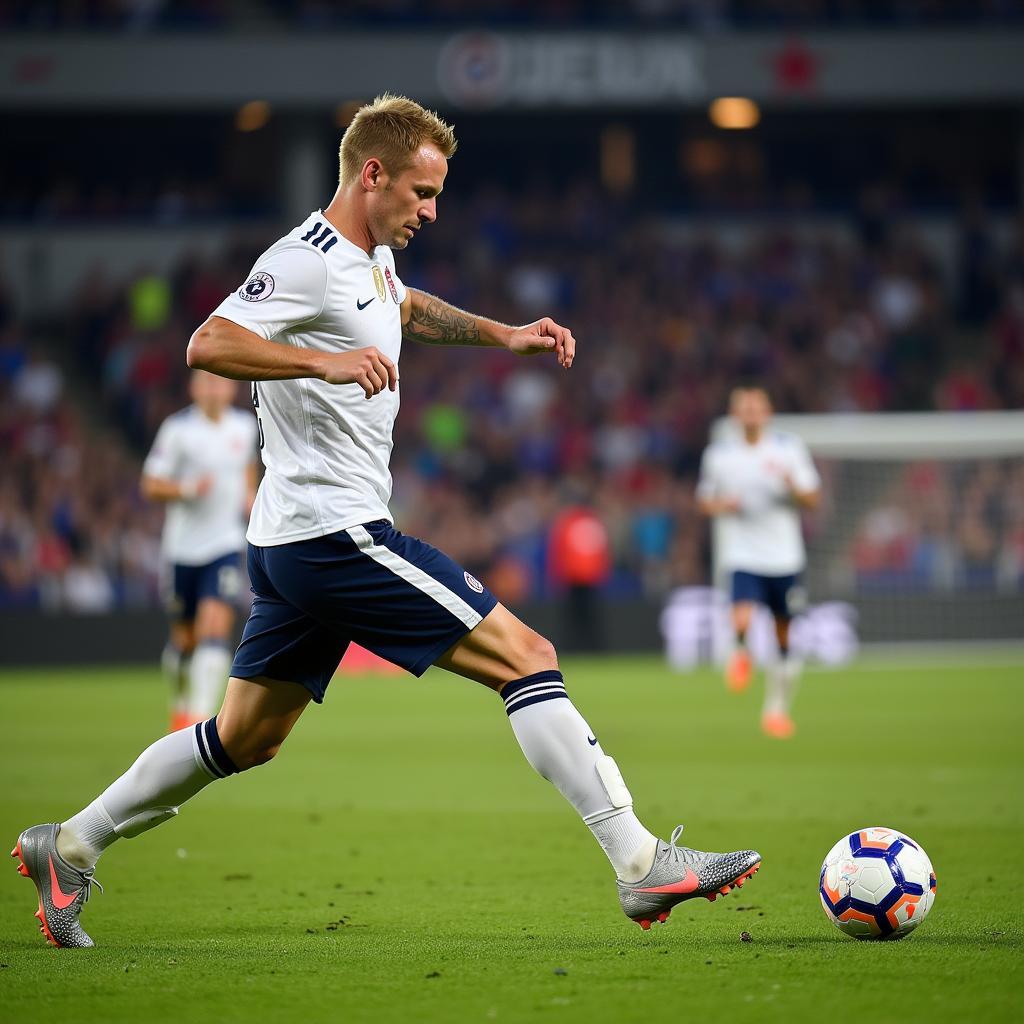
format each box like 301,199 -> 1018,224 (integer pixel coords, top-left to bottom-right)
731,570 -> 804,621
230,520 -> 498,702
167,552 -> 245,622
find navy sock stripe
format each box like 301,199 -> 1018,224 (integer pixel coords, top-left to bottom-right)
504,679 -> 565,700
504,690 -> 569,716
194,723 -> 224,778
203,718 -> 239,777
501,670 -> 564,703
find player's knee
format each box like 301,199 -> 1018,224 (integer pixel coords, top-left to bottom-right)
511,630 -> 558,676
241,741 -> 283,770
218,725 -> 288,772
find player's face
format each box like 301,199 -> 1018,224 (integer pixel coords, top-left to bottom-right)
372,144 -> 447,249
190,371 -> 237,414
732,390 -> 772,432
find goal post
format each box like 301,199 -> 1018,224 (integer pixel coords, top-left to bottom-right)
709,411 -> 1024,645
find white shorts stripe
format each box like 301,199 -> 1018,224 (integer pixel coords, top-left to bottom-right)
345,525 -> 483,631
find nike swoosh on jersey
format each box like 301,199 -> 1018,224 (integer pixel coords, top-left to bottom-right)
356,297 -> 376,310
634,870 -> 700,894
48,855 -> 82,910
587,735 -> 598,746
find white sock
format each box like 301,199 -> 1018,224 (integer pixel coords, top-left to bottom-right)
501,671 -> 658,883
58,719 -> 238,869
189,641 -> 231,719
764,657 -> 802,717
161,643 -> 191,714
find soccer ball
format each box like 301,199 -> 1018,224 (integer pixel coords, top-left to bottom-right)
819,827 -> 936,940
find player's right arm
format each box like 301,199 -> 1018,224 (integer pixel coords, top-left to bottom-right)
188,245 -> 396,400
695,447 -> 740,517
187,317 -> 396,400
140,475 -> 211,504
141,417 -> 211,504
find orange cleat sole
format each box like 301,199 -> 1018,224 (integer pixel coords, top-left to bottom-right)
704,861 -> 761,902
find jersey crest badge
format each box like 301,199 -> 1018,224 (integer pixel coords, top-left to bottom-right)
384,267 -> 400,303
240,272 -> 274,302
464,571 -> 484,594
372,266 -> 386,302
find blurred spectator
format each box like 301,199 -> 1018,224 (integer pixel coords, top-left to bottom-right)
1,178 -> 1023,610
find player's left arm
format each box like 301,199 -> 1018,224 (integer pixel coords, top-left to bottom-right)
785,441 -> 821,510
401,288 -> 575,368
786,479 -> 820,510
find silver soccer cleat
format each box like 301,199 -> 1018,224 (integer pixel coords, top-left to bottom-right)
617,825 -> 761,930
11,823 -> 103,948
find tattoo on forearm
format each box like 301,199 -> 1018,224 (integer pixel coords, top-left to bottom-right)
403,297 -> 483,346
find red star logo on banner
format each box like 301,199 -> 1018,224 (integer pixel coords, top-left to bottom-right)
772,39 -> 820,93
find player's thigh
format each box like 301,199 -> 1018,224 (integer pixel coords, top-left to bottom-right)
194,597 -> 235,640
216,675 -> 312,769
434,603 -> 557,691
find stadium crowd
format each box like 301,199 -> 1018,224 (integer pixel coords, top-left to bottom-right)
2,185 -> 1022,611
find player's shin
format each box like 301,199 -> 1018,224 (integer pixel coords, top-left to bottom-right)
764,643 -> 802,716
57,718 -> 239,869
500,671 -> 658,883
190,640 -> 232,719
162,642 -> 191,717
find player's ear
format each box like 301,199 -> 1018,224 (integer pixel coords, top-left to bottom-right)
361,158 -> 384,191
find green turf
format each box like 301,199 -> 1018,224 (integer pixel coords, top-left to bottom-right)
0,656 -> 1021,1024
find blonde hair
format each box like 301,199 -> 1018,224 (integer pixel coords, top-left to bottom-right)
339,94 -> 457,186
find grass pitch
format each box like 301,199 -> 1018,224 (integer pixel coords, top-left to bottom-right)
0,654 -> 1021,1024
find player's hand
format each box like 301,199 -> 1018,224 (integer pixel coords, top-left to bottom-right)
507,318 -> 576,368
195,476 -> 214,498
720,497 -> 742,514
322,347 -> 399,399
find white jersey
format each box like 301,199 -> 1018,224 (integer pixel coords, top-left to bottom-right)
211,210 -> 407,547
697,431 -> 820,576
143,405 -> 257,565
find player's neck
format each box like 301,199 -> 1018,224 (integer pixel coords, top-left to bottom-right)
322,190 -> 375,256
742,427 -> 763,445
198,405 -> 224,423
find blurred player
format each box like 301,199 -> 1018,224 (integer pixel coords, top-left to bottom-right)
698,386 -> 820,738
13,95 -> 760,948
142,370 -> 258,731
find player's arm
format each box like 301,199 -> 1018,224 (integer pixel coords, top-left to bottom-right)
140,474 -> 211,504
698,495 -> 742,517
785,477 -> 820,510
400,288 -> 575,368
785,441 -> 822,510
187,317 -> 397,399
141,418 -> 210,503
695,448 -> 740,517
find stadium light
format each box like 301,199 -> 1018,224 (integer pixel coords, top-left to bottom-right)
236,100 -> 271,132
709,97 -> 760,130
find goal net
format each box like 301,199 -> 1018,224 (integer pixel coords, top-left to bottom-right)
710,411 -> 1024,646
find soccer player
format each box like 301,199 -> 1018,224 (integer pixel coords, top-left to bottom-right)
12,96 -> 760,948
141,370 -> 259,731
697,386 -> 821,738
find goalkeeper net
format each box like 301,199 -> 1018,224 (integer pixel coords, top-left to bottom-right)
710,411 -> 1024,644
